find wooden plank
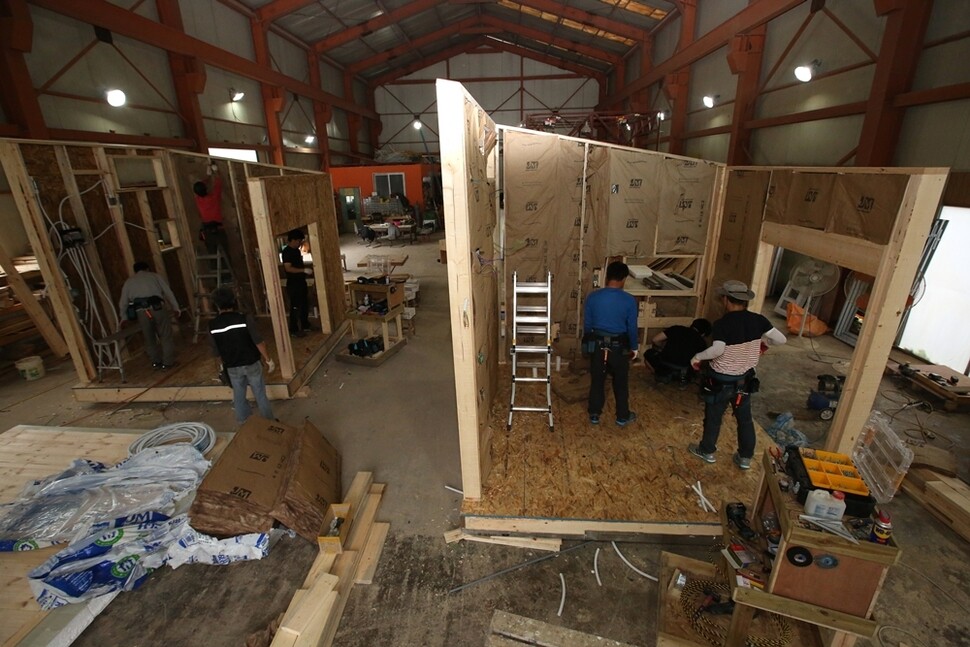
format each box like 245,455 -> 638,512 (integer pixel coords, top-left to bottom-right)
354,521 -> 390,584
489,609 -> 638,647
0,239 -> 68,356
302,552 -> 337,589
340,472 -> 374,532
52,145 -> 119,332
276,573 -> 339,639
0,142 -> 95,383
732,586 -> 877,638
760,221 -> 882,276
248,177 -> 295,380
444,529 -> 561,552
346,491 -> 382,551
292,590 -> 338,647
437,79 -> 487,500
825,170 -> 948,454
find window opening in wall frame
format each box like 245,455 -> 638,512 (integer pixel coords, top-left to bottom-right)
373,172 -> 405,198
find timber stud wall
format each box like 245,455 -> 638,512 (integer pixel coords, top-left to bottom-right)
0,138 -> 346,399
437,81 -> 948,504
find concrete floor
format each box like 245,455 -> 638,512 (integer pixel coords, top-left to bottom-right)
1,233 -> 968,647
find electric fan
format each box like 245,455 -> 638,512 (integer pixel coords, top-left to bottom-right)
788,260 -> 840,337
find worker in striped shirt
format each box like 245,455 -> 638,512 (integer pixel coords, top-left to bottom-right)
688,280 -> 786,470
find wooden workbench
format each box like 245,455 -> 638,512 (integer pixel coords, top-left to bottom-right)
904,363 -> 970,411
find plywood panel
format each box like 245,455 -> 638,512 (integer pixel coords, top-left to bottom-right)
462,364 -> 765,527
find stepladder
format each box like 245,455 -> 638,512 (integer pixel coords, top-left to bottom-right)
192,248 -> 234,342
508,271 -> 554,431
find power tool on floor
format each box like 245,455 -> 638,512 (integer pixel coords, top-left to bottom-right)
807,374 -> 844,420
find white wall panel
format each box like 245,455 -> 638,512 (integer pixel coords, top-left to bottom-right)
757,67 -> 874,120
319,61 -> 343,96
895,101 -> 970,169
688,46 -> 733,112
696,0 -> 747,38
685,133 -> 729,163
748,115 -> 864,166
268,32 -> 308,81
38,95 -> 182,137
915,39 -> 970,90
179,0 -> 254,62
279,96 -> 316,148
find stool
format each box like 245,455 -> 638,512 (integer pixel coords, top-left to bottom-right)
92,326 -> 141,382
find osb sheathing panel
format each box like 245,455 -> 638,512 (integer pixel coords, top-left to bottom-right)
259,173 -> 346,330
65,146 -> 96,170
120,193 -> 154,269
231,160 -> 264,314
246,163 -> 283,178
765,170 -> 906,245
708,169 -> 770,320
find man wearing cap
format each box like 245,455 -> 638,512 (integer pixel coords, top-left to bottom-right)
583,261 -> 639,427
688,280 -> 786,469
281,229 -> 314,337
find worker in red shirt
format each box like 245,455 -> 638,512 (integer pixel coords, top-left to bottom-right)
193,163 -> 229,258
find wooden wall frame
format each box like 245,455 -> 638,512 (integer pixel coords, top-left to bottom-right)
0,138 -> 347,402
438,83 -> 948,520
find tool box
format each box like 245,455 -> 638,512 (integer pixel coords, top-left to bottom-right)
783,446 -> 876,518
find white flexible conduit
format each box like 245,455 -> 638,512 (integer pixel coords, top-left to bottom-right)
128,422 -> 216,457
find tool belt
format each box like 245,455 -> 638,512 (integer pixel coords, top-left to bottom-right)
126,296 -> 163,320
199,221 -> 223,241
582,330 -> 629,355
701,369 -> 760,404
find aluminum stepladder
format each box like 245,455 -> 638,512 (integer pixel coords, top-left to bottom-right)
192,248 -> 234,342
507,271 -> 554,431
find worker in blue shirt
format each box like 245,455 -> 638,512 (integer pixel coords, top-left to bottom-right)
583,261 -> 639,426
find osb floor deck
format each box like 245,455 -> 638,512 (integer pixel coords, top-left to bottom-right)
0,425 -> 228,646
72,318 -> 341,402
461,365 -> 770,537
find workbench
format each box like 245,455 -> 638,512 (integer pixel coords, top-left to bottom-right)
657,449 -> 899,647
904,363 -> 970,411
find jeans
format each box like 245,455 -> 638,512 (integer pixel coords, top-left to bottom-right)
699,380 -> 755,459
227,360 -> 274,424
588,345 -> 631,419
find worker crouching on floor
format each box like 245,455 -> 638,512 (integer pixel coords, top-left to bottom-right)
645,317 -> 711,385
583,261 -> 639,427
688,280 -> 786,470
208,287 -> 276,424
118,261 -> 181,370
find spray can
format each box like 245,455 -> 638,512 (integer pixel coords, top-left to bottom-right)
870,509 -> 893,544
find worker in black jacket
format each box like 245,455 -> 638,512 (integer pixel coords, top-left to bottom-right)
208,287 -> 275,424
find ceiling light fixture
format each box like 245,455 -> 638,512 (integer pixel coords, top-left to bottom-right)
105,89 -> 126,107
702,94 -> 719,109
412,114 -> 423,130
656,110 -> 666,121
794,59 -> 821,83
305,135 -> 316,144
230,88 -> 245,102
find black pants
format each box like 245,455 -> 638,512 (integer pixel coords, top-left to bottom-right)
645,348 -> 693,383
286,280 -> 309,332
588,344 -> 631,419
200,224 -> 229,258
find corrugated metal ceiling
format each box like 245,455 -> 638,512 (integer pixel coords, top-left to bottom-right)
235,0 -> 674,83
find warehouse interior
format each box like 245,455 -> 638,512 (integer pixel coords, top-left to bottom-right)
1,1 -> 969,647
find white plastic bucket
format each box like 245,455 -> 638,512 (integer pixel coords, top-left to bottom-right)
15,355 -> 45,381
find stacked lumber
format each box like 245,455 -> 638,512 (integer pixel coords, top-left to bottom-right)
902,467 -> 970,543
269,472 -> 390,647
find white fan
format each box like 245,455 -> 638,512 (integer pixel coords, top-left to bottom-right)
788,260 -> 840,337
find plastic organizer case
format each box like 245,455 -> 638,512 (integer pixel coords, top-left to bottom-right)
798,448 -> 870,497
784,446 -> 876,518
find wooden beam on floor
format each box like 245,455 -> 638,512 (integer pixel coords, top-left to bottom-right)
0,240 -> 68,357
489,610 -> 638,647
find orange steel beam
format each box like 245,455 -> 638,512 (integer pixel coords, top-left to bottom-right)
251,18 -> 285,165
479,14 -> 623,66
855,0 -> 933,166
893,81 -> 970,108
344,74 -> 361,159
0,0 -> 49,137
744,100 -> 867,130
256,0 -> 315,23
480,39 -> 607,87
314,0 -> 439,53
726,28 -> 766,165
307,52 -> 332,171
347,17 -> 481,75
369,38 -> 490,89
154,0 -> 207,151
31,0 -> 376,119
603,0 -> 806,108
511,0 -> 646,42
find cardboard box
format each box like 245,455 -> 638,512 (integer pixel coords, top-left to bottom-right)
189,417 -> 341,542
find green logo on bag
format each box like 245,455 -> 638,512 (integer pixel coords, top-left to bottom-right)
95,529 -> 124,547
14,539 -> 39,551
111,554 -> 139,578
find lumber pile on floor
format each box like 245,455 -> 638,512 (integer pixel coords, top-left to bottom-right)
268,472 -> 389,647
902,467 -> 970,543
487,610 -> 637,647
444,528 -> 562,552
